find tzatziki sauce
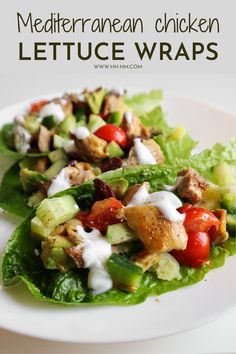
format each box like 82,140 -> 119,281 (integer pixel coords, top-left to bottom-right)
47,168 -> 71,196
133,138 -> 156,165
76,225 -> 113,294
127,184 -> 185,222
124,111 -> 133,124
72,126 -> 90,140
39,102 -> 65,122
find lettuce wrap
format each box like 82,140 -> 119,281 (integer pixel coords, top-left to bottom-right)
0,89 -> 196,219
2,146 -> 236,305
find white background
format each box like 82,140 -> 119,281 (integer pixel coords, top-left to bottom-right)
0,73 -> 235,354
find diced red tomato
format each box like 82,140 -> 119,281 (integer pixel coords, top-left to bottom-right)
30,100 -> 48,113
99,113 -> 108,121
94,124 -> 127,147
177,203 -> 193,214
77,197 -> 123,231
171,231 -> 210,268
182,207 -> 220,233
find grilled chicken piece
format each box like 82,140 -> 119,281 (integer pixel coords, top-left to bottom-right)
120,114 -> 149,142
131,250 -> 161,271
124,205 -> 187,253
126,139 -> 164,166
102,92 -> 126,115
176,168 -> 208,204
65,164 -> 95,185
74,134 -> 108,163
53,219 -> 83,244
122,182 -> 150,206
210,209 -> 229,245
64,245 -> 84,268
38,126 -> 51,152
35,157 -> 49,173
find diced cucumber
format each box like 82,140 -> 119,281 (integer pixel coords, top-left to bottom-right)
23,114 -> 40,134
59,114 -> 77,136
226,214 -> 236,237
19,157 -> 37,170
53,134 -> 68,149
41,235 -> 75,271
106,141 -> 124,158
107,111 -> 123,126
106,223 -> 138,245
87,114 -> 106,133
85,88 -> 107,114
212,162 -> 235,186
76,118 -> 87,127
108,178 -> 129,199
42,115 -> 57,129
31,216 -> 54,240
44,158 -> 68,180
48,149 -> 66,163
106,253 -> 143,292
36,195 -> 79,228
220,192 -> 236,214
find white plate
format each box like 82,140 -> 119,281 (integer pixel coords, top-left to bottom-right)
0,92 -> 236,343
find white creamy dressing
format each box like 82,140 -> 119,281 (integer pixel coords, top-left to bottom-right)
14,115 -> 25,124
133,138 -> 156,165
72,126 -> 90,140
13,125 -> 31,153
47,168 -> 71,196
127,184 -> 185,222
124,111 -> 133,124
76,225 -> 113,294
39,102 -> 65,122
164,176 -> 184,192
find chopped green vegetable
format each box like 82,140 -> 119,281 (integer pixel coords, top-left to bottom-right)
106,223 -> 138,245
85,88 -> 107,114
87,114 -> 106,133
20,168 -> 49,193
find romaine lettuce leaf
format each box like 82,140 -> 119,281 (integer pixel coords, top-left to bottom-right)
139,106 -> 171,132
125,90 -> 163,116
0,124 -> 24,160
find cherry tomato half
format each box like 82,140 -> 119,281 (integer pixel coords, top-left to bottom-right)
171,231 -> 210,268
30,100 -> 48,113
177,203 -> 193,214
182,207 -> 220,233
94,124 -> 127,147
77,197 -> 123,231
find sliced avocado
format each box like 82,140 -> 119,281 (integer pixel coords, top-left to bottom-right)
48,149 -> 66,163
59,114 -> 77,136
106,222 -> 138,245
85,88 -> 107,114
28,191 -> 45,208
106,253 -> 143,292
36,195 -> 79,228
23,114 -> 40,134
108,178 -> 129,198
107,111 -> 123,126
20,168 -> 49,193
41,115 -> 57,130
31,215 -> 54,240
220,192 -> 236,214
44,158 -> 68,180
87,114 -> 106,133
106,141 -> 124,158
41,235 -> 75,271
212,162 -> 235,186
226,214 -> 236,237
19,157 -> 37,170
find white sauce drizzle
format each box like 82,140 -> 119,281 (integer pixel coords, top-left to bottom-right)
13,125 -> 31,153
133,138 -> 156,165
76,225 -> 113,294
47,168 -> 71,196
72,126 -> 90,140
124,111 -> 133,124
127,184 -> 185,222
39,102 -> 65,122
